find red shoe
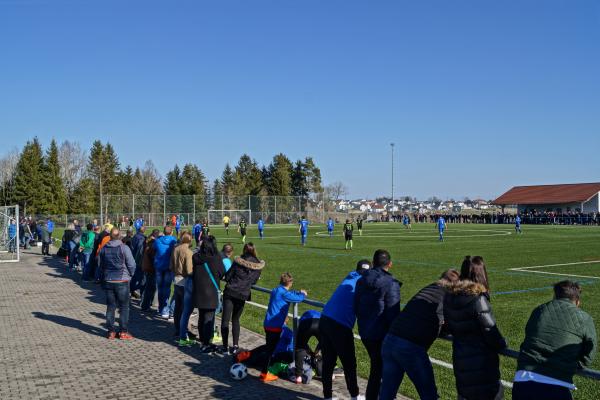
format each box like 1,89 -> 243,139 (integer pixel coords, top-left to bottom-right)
235,351 -> 251,363
118,332 -> 134,340
107,331 -> 117,340
259,372 -> 279,382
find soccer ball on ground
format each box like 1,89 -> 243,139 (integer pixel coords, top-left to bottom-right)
229,363 -> 248,380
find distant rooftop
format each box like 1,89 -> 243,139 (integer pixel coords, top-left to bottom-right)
493,183 -> 600,205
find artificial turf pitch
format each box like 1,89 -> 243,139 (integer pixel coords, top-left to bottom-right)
56,222 -> 600,399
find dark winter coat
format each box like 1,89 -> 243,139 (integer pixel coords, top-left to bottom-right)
443,280 -> 507,400
130,232 -> 146,266
388,281 -> 447,350
99,240 -> 136,282
517,298 -> 597,383
354,267 -> 402,341
192,253 -> 224,310
223,255 -> 265,301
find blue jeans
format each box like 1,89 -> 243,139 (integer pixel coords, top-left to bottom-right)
68,241 -> 78,269
140,272 -> 156,311
178,278 -> 194,339
379,334 -> 439,400
104,281 -> 130,333
155,269 -> 173,315
81,252 -> 92,280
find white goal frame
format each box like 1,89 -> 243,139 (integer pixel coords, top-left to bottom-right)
207,209 -> 252,225
0,205 -> 20,263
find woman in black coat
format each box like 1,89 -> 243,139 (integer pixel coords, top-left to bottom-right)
218,242 -> 265,354
443,256 -> 507,400
191,235 -> 224,352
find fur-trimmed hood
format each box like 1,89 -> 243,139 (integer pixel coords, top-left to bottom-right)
442,279 -> 487,296
234,256 -> 265,271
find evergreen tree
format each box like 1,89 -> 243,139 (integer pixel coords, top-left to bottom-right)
120,165 -> 134,194
212,179 -> 223,209
43,139 -> 68,214
180,163 -> 207,212
164,164 -> 182,213
12,138 -> 45,214
70,178 -> 97,214
233,154 -> 263,195
221,164 -> 235,208
267,153 -> 293,196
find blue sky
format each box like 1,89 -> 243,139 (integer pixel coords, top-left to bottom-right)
1,0 -> 599,199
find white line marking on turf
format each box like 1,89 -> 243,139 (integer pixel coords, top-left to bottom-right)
509,260 -> 600,280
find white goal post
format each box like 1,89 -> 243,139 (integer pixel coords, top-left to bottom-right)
207,209 -> 252,225
0,205 -> 20,263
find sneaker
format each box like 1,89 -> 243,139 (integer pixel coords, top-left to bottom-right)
259,372 -> 279,382
229,345 -> 239,355
107,331 -> 117,340
118,332 -> 134,340
178,338 -> 196,347
201,344 -> 216,353
160,313 -> 170,319
294,376 -> 302,384
235,350 -> 251,363
216,345 -> 229,354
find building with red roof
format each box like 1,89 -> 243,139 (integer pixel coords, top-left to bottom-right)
493,183 -> 600,213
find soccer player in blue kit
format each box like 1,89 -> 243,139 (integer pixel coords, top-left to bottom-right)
299,216 -> 309,246
257,217 -> 265,239
515,214 -> 522,234
327,217 -> 334,237
437,216 -> 446,242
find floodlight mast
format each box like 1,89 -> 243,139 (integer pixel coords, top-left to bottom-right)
391,143 -> 395,218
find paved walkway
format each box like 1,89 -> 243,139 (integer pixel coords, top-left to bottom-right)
0,250 -> 403,400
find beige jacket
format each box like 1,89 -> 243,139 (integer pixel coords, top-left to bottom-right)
169,243 -> 193,277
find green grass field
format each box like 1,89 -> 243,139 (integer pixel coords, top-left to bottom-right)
56,222 -> 600,398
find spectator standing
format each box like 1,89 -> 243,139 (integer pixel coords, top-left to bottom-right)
99,228 -> 136,339
153,226 -> 177,318
379,269 -> 460,400
8,218 -> 17,253
191,235 -> 225,352
140,229 -> 160,312
80,224 -> 96,281
46,218 -> 54,242
221,243 -> 234,273
219,243 -> 265,354
355,249 -> 401,400
129,226 -> 147,298
170,231 -> 194,343
513,280 -> 597,400
92,224 -> 112,282
444,256 -> 507,400
260,272 -> 306,382
39,222 -> 51,256
320,259 -> 371,400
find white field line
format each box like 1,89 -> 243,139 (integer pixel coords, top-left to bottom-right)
245,301 -> 515,388
509,260 -> 600,280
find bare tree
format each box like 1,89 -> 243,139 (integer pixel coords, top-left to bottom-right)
325,181 -> 348,201
58,140 -> 87,195
135,160 -> 163,194
0,148 -> 19,204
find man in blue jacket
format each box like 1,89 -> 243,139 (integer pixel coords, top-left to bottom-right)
153,226 -> 177,318
8,219 -> 17,253
47,218 -> 54,242
355,250 -> 402,400
320,259 -> 371,400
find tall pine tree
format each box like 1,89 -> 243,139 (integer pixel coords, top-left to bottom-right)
43,139 -> 68,214
12,138 -> 45,214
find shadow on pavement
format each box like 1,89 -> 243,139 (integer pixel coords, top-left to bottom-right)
32,311 -> 107,338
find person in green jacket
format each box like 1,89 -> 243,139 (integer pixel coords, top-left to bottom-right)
80,223 -> 97,281
513,280 -> 597,400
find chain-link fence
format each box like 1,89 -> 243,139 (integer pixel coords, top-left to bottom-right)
0,205 -> 19,262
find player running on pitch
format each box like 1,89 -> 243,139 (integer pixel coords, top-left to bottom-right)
238,218 -> 248,243
356,216 -> 363,236
437,216 -> 446,242
515,214 -> 522,234
193,219 -> 202,247
202,220 -> 210,239
402,214 -> 412,230
299,216 -> 309,246
175,215 -> 182,237
223,215 -> 230,235
343,219 -> 354,250
327,217 -> 334,237
257,217 -> 265,239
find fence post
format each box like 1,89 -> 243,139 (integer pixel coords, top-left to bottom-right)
132,194 -> 135,219
292,302 -> 299,353
193,195 -> 196,223
274,196 -> 277,225
163,194 -> 166,226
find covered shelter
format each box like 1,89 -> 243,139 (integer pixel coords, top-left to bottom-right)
493,182 -> 600,213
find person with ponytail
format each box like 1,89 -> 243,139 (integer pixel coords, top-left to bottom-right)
443,256 -> 507,400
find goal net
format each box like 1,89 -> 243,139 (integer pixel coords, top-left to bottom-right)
208,210 -> 252,226
0,205 -> 20,263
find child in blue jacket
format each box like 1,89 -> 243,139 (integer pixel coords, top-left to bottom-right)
260,272 -> 306,381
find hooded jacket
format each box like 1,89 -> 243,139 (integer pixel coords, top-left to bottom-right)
99,240 -> 136,282
443,280 -> 507,400
223,255 -> 265,301
388,281 -> 447,350
170,242 -> 194,278
517,298 -> 597,383
142,236 -> 157,273
354,267 -> 402,341
191,253 -> 224,310
153,235 -> 177,271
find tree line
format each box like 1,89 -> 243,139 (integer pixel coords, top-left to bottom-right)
0,138 -> 324,215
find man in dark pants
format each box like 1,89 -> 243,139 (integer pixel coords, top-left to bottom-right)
320,259 -> 371,400
99,228 -> 136,339
294,310 -> 321,384
513,280 -> 597,400
355,250 -> 401,400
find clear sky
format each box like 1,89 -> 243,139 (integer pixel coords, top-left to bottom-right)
1,0 -> 599,200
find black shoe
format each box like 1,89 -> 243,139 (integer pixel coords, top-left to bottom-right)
229,345 -> 239,355
201,344 -> 217,353
216,345 -> 229,355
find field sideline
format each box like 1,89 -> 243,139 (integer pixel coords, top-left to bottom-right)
53,222 -> 600,399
